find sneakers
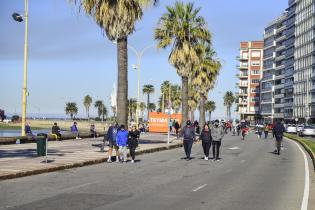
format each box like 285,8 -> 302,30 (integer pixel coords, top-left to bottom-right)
131,160 -> 135,163
116,157 -> 119,163
204,156 -> 209,161
107,157 -> 112,163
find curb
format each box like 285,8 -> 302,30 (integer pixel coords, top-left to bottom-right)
284,135 -> 315,171
0,142 -> 183,181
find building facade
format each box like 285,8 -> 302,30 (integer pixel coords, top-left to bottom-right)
261,12 -> 287,123
236,41 -> 264,122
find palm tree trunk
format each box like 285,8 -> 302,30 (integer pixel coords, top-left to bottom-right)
87,107 -> 90,121
199,94 -> 206,129
181,76 -> 189,127
209,111 -> 211,122
117,37 -> 128,127
147,93 -> 150,121
190,109 -> 195,122
228,105 -> 231,120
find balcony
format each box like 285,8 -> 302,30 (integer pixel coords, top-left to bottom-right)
284,102 -> 293,107
284,81 -> 294,87
236,64 -> 249,69
275,54 -> 286,61
276,25 -> 286,33
274,113 -> 284,118
262,75 -> 274,81
274,84 -> 285,89
274,103 -> 284,108
275,45 -> 286,52
236,56 -> 248,60
238,92 -> 247,96
274,74 -> 285,80
274,93 -> 284,98
275,64 -> 285,70
261,87 -> 273,92
239,83 -> 248,87
237,73 -> 248,78
275,34 -> 286,43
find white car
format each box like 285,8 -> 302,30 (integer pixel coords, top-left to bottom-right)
286,124 -> 297,133
3,119 -> 11,123
298,126 -> 315,137
297,125 -> 304,132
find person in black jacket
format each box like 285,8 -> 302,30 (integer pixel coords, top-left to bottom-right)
128,125 -> 140,163
200,124 -> 212,160
52,122 -> 62,139
272,120 -> 286,155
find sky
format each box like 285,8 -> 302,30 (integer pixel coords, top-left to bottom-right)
0,0 -> 288,119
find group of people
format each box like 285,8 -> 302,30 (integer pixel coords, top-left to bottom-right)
180,119 -> 225,161
105,123 -> 140,163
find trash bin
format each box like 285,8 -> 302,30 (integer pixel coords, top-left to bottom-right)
36,133 -> 48,157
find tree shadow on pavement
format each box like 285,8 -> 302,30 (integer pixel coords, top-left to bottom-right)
0,149 -> 67,159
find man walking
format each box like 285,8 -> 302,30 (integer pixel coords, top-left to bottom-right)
272,120 -> 286,155
180,120 -> 195,160
105,122 -> 119,162
212,120 -> 225,161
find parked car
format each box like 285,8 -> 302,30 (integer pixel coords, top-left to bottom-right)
298,125 -> 315,137
297,125 -> 304,132
286,124 -> 297,133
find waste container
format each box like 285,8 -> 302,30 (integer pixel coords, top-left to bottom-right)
36,133 -> 48,156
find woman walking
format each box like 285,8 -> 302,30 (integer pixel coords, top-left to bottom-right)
128,125 -> 140,163
200,124 -> 212,160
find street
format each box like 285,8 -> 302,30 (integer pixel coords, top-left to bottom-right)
0,132 -> 311,210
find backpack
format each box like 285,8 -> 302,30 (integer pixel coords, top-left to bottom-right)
184,126 -> 193,140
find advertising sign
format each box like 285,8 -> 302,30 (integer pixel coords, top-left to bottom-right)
148,112 -> 182,133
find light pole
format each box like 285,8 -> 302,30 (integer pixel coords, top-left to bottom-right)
129,44 -> 155,129
12,0 -> 29,136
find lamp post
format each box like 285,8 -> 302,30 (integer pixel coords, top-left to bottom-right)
12,0 -> 29,136
129,44 -> 155,129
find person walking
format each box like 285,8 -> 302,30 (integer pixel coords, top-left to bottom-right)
263,123 -> 269,139
180,120 -> 195,160
116,125 -> 129,162
174,121 -> 180,137
256,124 -> 263,139
212,120 -> 225,161
200,124 -> 212,160
272,121 -> 286,155
105,122 -> 120,163
128,125 -> 140,163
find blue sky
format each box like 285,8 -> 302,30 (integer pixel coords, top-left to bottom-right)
0,0 -> 288,119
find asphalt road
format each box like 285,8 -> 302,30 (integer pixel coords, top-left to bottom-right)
0,132 -> 310,210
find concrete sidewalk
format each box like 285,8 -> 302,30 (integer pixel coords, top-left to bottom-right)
0,133 -> 181,180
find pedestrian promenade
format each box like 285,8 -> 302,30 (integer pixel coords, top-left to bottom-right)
0,133 -> 180,180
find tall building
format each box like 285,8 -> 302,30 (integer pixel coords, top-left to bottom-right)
236,41 -> 264,122
292,0 -> 314,123
261,12 -> 287,123
284,0 -> 296,121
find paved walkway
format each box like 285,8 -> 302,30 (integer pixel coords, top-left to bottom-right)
0,133 -> 181,179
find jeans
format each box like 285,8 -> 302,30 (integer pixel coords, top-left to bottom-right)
119,146 -> 127,161
212,141 -> 221,159
202,141 -> 211,157
264,131 -> 268,139
129,146 -> 136,160
183,140 -> 193,158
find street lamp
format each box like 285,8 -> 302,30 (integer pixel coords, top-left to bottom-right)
128,44 -> 155,129
12,0 -> 29,136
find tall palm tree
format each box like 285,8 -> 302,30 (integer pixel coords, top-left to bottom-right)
224,91 -> 235,120
191,44 -> 221,128
148,103 -> 156,112
142,84 -> 154,119
188,86 -> 200,122
94,100 -> 105,121
65,102 -> 78,120
155,1 -> 210,126
205,100 -> 216,122
83,95 -> 92,120
160,80 -> 171,112
76,0 -> 158,127
139,102 -> 146,121
128,98 -> 138,120
171,84 -> 181,113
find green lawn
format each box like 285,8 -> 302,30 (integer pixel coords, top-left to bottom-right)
284,133 -> 315,154
0,123 -> 42,130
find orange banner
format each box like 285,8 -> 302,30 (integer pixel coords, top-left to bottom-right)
148,112 -> 182,133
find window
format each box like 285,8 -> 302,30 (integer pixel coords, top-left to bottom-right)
251,88 -> 259,93
251,97 -> 259,102
252,70 -> 260,75
251,61 -> 261,66
251,79 -> 260,84
251,51 -> 261,57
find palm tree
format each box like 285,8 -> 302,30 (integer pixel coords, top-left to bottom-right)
148,103 -> 156,112
65,102 -> 78,120
139,102 -> 146,121
171,84 -> 181,113
160,81 -> 171,112
142,84 -> 154,119
101,105 -> 107,121
83,95 -> 92,120
155,2 -> 210,126
76,0 -> 158,127
188,85 -> 200,122
191,44 -> 221,128
205,101 -> 216,122
224,91 -> 235,120
128,98 -> 138,120
94,100 -> 105,121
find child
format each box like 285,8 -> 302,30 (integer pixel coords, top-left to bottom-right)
116,125 -> 129,162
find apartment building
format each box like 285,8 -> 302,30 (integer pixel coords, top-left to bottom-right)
261,12 -> 287,123
236,41 -> 264,122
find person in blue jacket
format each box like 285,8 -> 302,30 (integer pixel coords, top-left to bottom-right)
70,122 -> 81,139
116,124 -> 129,162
